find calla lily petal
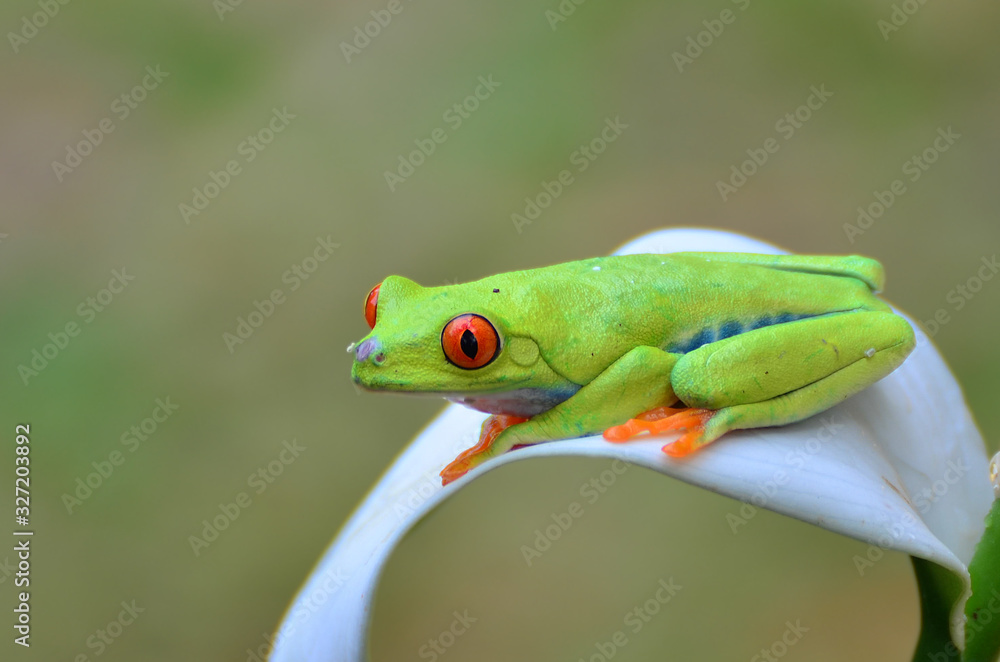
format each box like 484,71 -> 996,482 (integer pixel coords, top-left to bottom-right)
269,228 -> 995,661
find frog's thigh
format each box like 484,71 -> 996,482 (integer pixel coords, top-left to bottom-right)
502,345 -> 680,448
671,311 -> 915,437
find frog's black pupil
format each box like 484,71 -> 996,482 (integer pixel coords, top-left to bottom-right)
460,329 -> 478,359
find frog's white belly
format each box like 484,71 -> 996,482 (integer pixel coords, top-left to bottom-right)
445,386 -> 580,418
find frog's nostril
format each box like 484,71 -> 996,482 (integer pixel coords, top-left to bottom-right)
355,338 -> 379,363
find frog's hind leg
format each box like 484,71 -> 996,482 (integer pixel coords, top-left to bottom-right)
612,311 -> 915,457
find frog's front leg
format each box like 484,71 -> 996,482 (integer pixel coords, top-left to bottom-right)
608,310 -> 916,456
440,346 -> 680,485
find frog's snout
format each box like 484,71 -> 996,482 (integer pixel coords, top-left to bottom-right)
351,336 -> 389,391
352,337 -> 386,366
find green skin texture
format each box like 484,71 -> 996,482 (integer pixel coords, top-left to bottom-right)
351,252 -> 916,473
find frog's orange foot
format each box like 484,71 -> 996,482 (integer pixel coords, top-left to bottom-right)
603,407 -> 715,458
440,414 -> 527,486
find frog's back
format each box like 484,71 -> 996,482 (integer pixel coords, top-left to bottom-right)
474,251 -> 889,384
622,251 -> 888,318
669,251 -> 885,293
536,251 -> 884,291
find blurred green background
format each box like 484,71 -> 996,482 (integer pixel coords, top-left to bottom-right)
1,0 -> 998,660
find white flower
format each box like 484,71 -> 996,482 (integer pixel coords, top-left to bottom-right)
269,228 -> 995,661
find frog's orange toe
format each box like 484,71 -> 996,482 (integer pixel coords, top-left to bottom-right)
661,431 -> 698,457
440,414 -> 527,486
440,457 -> 473,486
604,407 -> 715,458
603,419 -> 648,442
603,406 -> 688,442
440,439 -> 489,486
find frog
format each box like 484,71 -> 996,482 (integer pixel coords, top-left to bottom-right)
349,252 -> 915,485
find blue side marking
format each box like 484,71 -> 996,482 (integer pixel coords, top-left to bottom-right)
668,313 -> 815,354
718,320 -> 743,340
671,328 -> 714,354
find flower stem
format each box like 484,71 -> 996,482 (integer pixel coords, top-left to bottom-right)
963,498 -> 1000,662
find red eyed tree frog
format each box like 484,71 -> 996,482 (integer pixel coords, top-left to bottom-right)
349,252 -> 915,485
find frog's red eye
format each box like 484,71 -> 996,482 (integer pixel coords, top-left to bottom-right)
441,314 -> 499,370
364,283 -> 380,329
